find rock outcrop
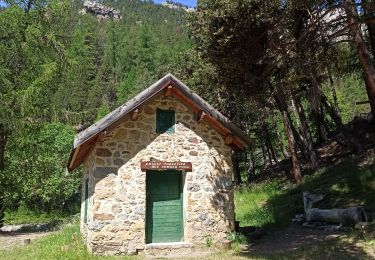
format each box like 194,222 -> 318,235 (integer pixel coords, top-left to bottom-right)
162,1 -> 194,13
80,1 -> 122,21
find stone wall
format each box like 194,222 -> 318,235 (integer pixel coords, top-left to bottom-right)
80,93 -> 235,255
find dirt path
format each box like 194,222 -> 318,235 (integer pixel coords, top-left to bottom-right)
244,224 -> 340,253
0,230 -> 54,251
0,223 -> 56,251
241,224 -> 375,259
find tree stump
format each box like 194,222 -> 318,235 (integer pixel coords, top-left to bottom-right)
21,239 -> 31,246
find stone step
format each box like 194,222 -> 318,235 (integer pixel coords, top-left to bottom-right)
143,242 -> 213,258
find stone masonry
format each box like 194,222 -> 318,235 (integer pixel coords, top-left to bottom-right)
80,93 -> 235,255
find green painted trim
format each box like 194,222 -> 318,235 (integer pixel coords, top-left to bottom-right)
180,173 -> 184,241
84,178 -> 89,224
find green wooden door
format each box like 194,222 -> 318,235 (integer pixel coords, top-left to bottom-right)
146,170 -> 183,243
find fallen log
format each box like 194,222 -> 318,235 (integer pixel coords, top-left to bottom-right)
306,207 -> 368,225
303,191 -> 368,226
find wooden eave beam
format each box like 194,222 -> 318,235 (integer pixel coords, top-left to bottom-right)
196,111 -> 206,122
130,109 -> 139,121
68,145 -> 80,171
164,85 -> 173,97
225,134 -> 234,145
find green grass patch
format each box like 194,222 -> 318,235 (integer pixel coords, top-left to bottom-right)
235,180 -> 283,227
227,232 -> 247,252
4,205 -> 74,225
235,158 -> 375,228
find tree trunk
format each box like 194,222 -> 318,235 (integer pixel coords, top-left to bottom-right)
272,114 -> 290,159
273,92 -> 302,184
290,99 -> 305,142
367,23 -> 375,61
313,107 -> 329,143
259,132 -> 268,169
262,126 -> 274,166
328,68 -> 341,117
363,0 -> 375,62
286,108 -> 308,159
0,198 -> 4,228
282,109 -> 302,184
294,95 -> 320,170
232,150 -> 243,185
266,142 -> 273,166
344,0 -> 375,118
263,124 -> 278,164
247,150 -> 255,183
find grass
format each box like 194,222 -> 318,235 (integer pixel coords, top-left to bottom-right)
235,180 -> 283,227
0,221 -> 137,260
235,157 -> 375,228
4,205 -> 74,225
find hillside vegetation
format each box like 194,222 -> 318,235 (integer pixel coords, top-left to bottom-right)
0,0 -> 191,220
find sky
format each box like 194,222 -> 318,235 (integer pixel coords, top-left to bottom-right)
154,0 -> 196,8
0,1 -> 197,8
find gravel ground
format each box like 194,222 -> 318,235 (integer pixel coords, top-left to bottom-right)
0,224 -> 56,251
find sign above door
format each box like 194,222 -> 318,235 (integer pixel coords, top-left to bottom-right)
141,161 -> 192,172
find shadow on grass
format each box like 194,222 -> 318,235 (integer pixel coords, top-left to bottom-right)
247,158 -> 375,229
237,233 -> 374,259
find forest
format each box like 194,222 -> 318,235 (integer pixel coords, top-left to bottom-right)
0,0 -> 193,222
0,0 -> 374,254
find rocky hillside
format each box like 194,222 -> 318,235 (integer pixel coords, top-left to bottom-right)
80,0 -> 122,21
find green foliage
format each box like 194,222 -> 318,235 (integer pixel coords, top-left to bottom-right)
2,123 -> 79,212
227,232 -> 247,252
4,205 -> 70,225
323,73 -> 371,124
205,235 -> 213,247
96,103 -> 111,121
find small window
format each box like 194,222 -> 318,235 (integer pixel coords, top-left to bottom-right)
84,178 -> 89,223
156,108 -> 175,133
